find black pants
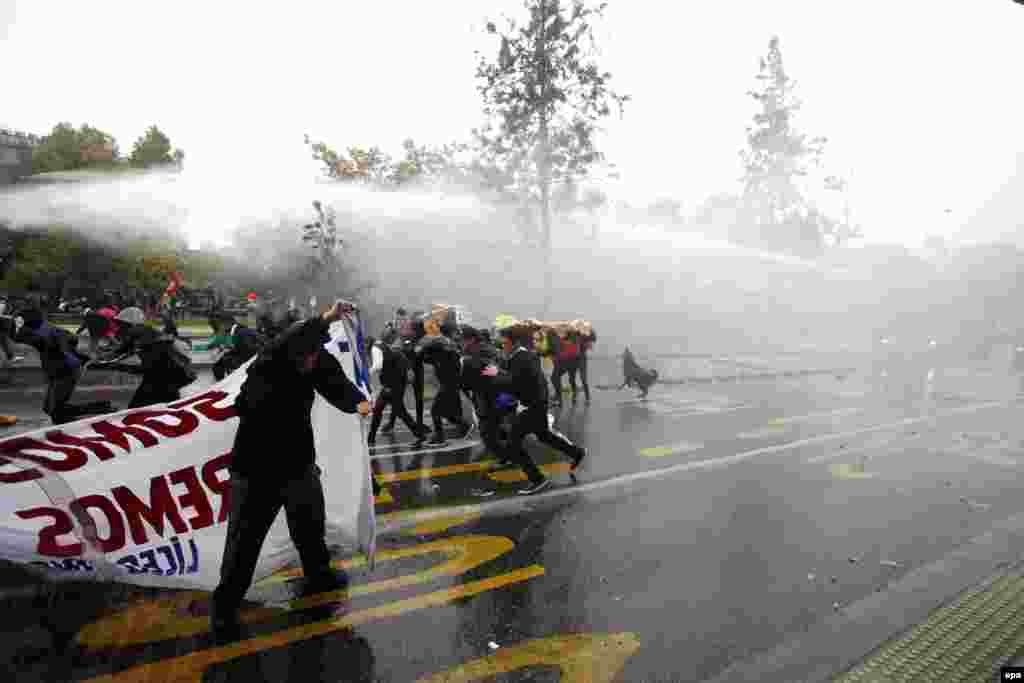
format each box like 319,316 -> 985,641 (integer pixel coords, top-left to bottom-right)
505,404 -> 581,484
44,371 -> 80,425
369,381 -> 419,440
578,354 -> 591,401
553,360 -> 582,402
212,465 -> 331,615
431,383 -> 466,432
384,375 -> 420,431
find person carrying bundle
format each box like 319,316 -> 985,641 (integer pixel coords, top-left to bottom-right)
552,330 -> 583,404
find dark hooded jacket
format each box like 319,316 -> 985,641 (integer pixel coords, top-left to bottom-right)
230,317 -> 365,481
106,324 -> 194,387
490,346 -> 549,408
15,321 -> 84,380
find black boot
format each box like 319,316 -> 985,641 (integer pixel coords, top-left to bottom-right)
210,601 -> 243,644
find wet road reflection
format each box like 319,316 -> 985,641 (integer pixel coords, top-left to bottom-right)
4,366 -> 1024,681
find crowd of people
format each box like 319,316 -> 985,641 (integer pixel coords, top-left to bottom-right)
0,296 -> 663,642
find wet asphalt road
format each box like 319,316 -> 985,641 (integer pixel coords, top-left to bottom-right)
1,363 -> 1024,681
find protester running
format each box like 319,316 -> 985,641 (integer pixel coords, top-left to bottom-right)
13,307 -> 112,424
367,330 -> 427,447
483,325 -> 587,495
94,307 -> 197,408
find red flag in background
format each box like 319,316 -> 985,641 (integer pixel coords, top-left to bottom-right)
165,272 -> 185,296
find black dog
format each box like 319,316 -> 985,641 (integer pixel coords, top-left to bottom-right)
620,347 -> 659,398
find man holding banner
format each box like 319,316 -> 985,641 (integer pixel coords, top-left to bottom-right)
211,300 -> 371,641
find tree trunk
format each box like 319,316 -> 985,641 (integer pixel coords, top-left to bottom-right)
537,0 -> 554,319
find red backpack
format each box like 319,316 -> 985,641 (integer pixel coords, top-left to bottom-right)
558,339 -> 579,362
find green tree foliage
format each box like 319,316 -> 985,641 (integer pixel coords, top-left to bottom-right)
475,0 -> 627,314
1,227 -> 78,302
130,125 -> 174,167
740,36 -> 827,253
304,135 -> 391,182
31,122 -> 119,174
474,0 -> 628,244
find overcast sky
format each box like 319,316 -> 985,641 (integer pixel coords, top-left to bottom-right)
2,0 -> 1022,248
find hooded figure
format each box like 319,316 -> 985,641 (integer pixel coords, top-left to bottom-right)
366,330 -> 426,446
460,325 -> 515,465
211,302 -> 370,641
483,326 -> 587,495
96,307 -> 197,408
414,317 -> 472,446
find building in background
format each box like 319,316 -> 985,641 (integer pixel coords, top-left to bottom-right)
0,129 -> 37,186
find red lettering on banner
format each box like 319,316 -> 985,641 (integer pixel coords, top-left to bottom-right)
15,507 -> 82,557
0,437 -> 88,472
171,390 -> 237,422
69,494 -> 126,553
0,460 -> 42,484
44,430 -> 116,462
202,452 -> 233,523
112,476 -> 188,545
89,420 -> 159,451
169,465 -> 214,531
123,410 -> 200,438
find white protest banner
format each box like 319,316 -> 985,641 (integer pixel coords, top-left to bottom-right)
0,317 -> 375,593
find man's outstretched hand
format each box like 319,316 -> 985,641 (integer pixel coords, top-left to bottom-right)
357,400 -> 370,417
322,300 -> 358,324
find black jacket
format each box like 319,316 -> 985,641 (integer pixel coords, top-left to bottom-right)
414,335 -> 461,387
15,323 -> 84,380
379,343 -> 410,388
231,317 -> 365,480
107,325 -> 193,383
490,346 -> 549,407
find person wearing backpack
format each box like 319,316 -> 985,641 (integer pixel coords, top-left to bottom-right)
95,307 -> 197,408
553,330 -> 581,403
14,308 -> 111,424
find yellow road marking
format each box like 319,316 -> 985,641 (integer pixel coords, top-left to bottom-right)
829,462 -> 875,480
416,632 -> 642,683
487,462 -> 573,482
378,460 -> 498,483
404,513 -> 483,536
639,441 -> 703,458
79,535 -> 514,650
83,566 -> 546,683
